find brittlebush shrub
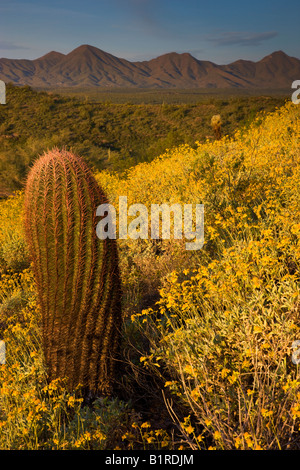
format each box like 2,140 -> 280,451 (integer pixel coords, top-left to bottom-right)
134,236 -> 300,449
0,192 -> 30,274
130,102 -> 300,450
1,101 -> 300,449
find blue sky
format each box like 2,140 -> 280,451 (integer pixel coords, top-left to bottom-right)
0,0 -> 299,64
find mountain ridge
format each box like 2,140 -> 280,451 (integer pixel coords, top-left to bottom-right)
0,45 -> 299,89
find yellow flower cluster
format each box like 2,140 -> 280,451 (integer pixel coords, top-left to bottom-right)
128,101 -> 300,449
1,100 -> 300,449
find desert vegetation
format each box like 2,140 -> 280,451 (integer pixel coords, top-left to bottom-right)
0,86 -> 300,450
0,84 -> 286,196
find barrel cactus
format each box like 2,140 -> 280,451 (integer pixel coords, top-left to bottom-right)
24,148 -> 122,396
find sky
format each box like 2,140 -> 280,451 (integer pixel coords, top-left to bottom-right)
0,0 -> 299,64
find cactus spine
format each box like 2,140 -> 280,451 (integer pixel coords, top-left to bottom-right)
24,148 -> 122,396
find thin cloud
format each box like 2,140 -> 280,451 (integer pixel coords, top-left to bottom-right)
0,40 -> 29,50
187,48 -> 205,57
208,31 -> 278,47
124,0 -> 159,27
111,0 -> 175,38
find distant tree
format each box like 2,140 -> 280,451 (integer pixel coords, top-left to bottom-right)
211,114 -> 222,140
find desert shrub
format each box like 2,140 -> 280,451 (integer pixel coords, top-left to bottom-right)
135,238 -> 300,449
0,192 -> 30,274
129,101 -> 300,449
0,236 -> 30,273
0,100 -> 299,450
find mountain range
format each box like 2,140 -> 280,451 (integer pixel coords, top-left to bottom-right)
0,44 -> 299,89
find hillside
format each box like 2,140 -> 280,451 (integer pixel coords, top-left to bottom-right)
1,101 -> 300,449
0,45 -> 299,89
0,83 -> 287,196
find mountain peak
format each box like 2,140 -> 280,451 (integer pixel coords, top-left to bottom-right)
150,51 -> 195,60
260,50 -> 290,62
33,51 -> 65,68
35,50 -> 65,61
67,44 -> 109,57
268,50 -> 288,56
70,44 -> 99,52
